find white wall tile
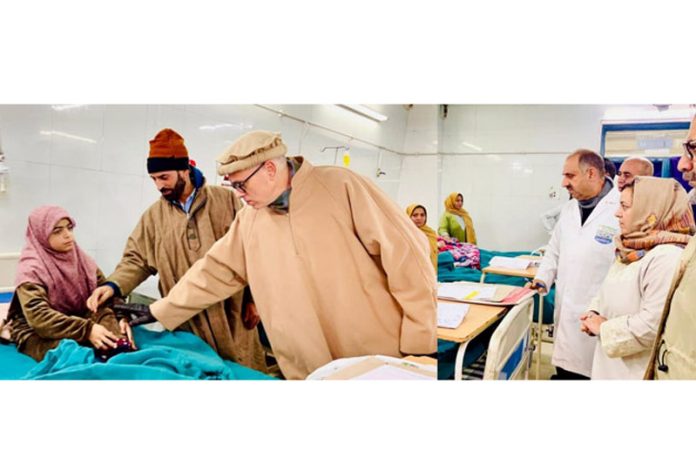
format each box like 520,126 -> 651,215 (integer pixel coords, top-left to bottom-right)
49,165 -> 102,252
0,161 -> 52,252
0,105 -> 53,164
95,171 -> 143,253
397,155 -> 439,222
100,105 -> 150,176
49,105 -> 104,170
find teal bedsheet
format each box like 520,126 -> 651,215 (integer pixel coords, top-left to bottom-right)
0,326 -> 273,380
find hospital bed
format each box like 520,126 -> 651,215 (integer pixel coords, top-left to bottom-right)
451,297 -> 534,380
482,297 -> 534,380
437,248 -> 555,380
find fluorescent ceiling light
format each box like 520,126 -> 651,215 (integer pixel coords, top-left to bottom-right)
338,105 -> 388,122
461,141 -> 482,152
199,123 -> 253,131
51,104 -> 87,111
40,130 -> 97,144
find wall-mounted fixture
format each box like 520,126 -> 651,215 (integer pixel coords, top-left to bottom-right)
321,145 -> 351,166
338,105 -> 388,123
0,152 -> 9,193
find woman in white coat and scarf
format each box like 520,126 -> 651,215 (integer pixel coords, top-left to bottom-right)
580,177 -> 695,379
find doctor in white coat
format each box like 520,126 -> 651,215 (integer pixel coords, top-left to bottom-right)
529,149 -> 620,379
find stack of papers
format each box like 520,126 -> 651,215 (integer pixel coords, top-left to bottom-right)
438,283 -> 499,302
488,256 -> 532,270
437,303 -> 470,329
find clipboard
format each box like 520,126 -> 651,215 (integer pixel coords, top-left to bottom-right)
437,281 -> 535,306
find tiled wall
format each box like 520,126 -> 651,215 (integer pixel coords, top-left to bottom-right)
1,103 -> 668,289
398,105 -> 611,251
0,104 -> 408,297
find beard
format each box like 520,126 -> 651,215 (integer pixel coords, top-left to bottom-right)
161,173 -> 187,201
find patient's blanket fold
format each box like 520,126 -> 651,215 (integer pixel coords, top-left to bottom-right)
18,327 -> 271,380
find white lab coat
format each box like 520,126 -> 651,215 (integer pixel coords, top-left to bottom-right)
535,187 -> 620,377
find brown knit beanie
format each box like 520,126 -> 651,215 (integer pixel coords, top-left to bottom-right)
147,128 -> 190,173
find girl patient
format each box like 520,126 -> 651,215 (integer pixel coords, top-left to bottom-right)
7,205 -> 133,361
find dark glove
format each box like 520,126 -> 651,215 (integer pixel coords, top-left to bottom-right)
113,302 -> 156,326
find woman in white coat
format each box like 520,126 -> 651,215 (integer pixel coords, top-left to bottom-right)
580,177 -> 695,379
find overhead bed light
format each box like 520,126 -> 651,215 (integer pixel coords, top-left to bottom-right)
338,105 -> 388,122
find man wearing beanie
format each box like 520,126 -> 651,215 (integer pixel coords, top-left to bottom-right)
86,128 -> 266,372
142,130 -> 437,380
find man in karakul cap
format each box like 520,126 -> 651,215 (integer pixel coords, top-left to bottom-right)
135,130 -> 437,379
86,128 -> 266,372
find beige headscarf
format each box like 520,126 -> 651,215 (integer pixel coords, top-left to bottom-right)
615,177 -> 695,264
406,204 -> 438,270
444,192 -> 477,244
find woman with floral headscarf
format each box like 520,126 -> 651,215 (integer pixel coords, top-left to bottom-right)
406,204 -> 438,271
438,192 -> 477,244
6,205 -> 134,361
580,177 -> 695,379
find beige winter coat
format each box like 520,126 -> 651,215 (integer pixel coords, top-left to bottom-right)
150,158 -> 438,379
108,182 -> 266,371
587,245 -> 683,379
645,237 -> 696,379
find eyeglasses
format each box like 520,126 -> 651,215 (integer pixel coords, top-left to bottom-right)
683,140 -> 696,161
229,163 -> 265,192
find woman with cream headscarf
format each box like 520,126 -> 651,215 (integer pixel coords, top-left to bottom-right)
406,204 -> 438,271
580,177 -> 695,379
438,192 -> 477,245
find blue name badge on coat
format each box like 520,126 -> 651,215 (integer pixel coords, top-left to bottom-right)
594,225 -> 617,245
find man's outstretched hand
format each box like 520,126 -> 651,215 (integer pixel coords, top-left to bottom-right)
113,302 -> 157,326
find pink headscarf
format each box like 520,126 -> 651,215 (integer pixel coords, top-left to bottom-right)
14,206 -> 98,315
